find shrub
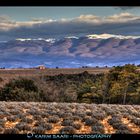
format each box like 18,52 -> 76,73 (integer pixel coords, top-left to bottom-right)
84,118 -> 98,126
108,117 -> 120,125
15,123 -> 31,131
16,114 -> 26,120
110,123 -> 127,130
115,130 -> 133,134
33,127 -> 46,134
41,113 -> 50,118
0,119 -> 6,127
0,112 -> 5,119
77,113 -> 86,118
122,113 -> 131,118
92,125 -> 104,133
7,116 -> 17,122
118,124 -> 130,130
105,110 -> 114,116
47,110 -> 58,116
61,120 -> 74,126
131,118 -> 140,125
71,116 -> 82,121
82,116 -> 89,122
72,123 -> 82,130
3,128 -> 19,134
0,78 -> 41,101
45,123 -> 53,131
68,104 -> 75,109
22,118 -> 33,124
92,113 -> 105,120
133,113 -> 140,118
0,77 -> 3,82
47,116 -> 59,123
58,113 -> 72,118
59,126 -> 76,134
27,110 -> 37,115
8,78 -> 38,92
9,110 -> 20,115
86,111 -> 92,116
0,127 -> 3,133
34,121 -> 46,127
33,115 -> 42,120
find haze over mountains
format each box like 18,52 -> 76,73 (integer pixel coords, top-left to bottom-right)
0,33 -> 140,68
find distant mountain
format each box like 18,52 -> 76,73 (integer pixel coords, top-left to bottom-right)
0,34 -> 140,68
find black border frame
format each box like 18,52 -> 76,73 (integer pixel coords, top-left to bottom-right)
0,0 -> 140,140
0,134 -> 140,140
0,0 -> 140,6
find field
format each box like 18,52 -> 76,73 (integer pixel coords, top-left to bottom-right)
0,102 -> 140,134
0,68 -> 110,88
0,68 -> 110,76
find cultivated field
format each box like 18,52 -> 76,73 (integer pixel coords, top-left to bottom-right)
0,102 -> 140,134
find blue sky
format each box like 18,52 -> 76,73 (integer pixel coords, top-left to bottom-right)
0,7 -> 140,21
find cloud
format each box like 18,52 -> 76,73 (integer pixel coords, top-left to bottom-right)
74,13 -> 140,23
75,14 -> 101,23
0,15 -> 17,31
0,15 -> 36,31
0,15 -> 54,31
1,12 -> 140,40
116,7 -> 139,11
106,13 -> 140,22
0,15 -> 13,23
1,12 -> 140,31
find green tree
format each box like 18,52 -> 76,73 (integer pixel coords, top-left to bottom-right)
108,64 -> 140,104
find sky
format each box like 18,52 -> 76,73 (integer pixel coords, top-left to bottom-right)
0,7 -> 140,21
0,7 -> 140,40
1,7 -> 140,67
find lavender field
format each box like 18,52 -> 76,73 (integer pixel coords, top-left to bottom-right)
0,102 -> 140,134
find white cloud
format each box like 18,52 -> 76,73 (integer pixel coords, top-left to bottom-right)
0,12 -> 140,31
0,15 -> 13,22
0,12 -> 140,40
106,12 -> 140,22
75,14 -> 101,23
0,15 -> 56,31
0,15 -> 17,31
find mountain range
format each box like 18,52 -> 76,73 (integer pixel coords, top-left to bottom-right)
0,34 -> 140,68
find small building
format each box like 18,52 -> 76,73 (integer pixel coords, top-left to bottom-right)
37,65 -> 46,70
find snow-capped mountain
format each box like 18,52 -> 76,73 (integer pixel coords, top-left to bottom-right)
0,34 -> 140,68
87,34 -> 140,39
16,38 -> 56,43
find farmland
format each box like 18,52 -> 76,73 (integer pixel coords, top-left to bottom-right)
0,102 -> 140,134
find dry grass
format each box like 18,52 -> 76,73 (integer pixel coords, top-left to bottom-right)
100,116 -> 116,134
48,119 -> 63,134
0,68 -> 110,88
5,120 -> 20,129
121,117 -> 140,133
0,68 -> 110,75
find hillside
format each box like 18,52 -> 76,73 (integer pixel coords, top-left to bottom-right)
1,34 -> 140,68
